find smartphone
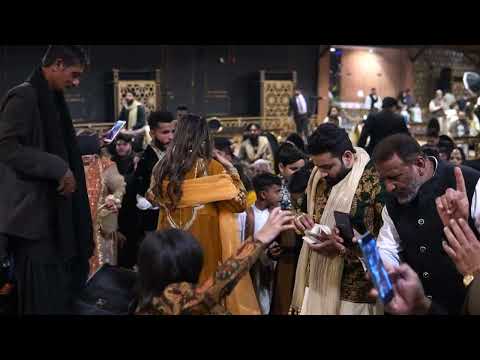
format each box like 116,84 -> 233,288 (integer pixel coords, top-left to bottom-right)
104,120 -> 126,143
334,211 -> 354,247
358,232 -> 394,304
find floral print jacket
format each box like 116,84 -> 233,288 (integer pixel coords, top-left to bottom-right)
135,238 -> 266,315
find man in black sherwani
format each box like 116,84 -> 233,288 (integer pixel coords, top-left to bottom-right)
0,45 -> 93,314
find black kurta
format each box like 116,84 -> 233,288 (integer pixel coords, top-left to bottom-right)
0,67 -> 93,314
386,161 -> 480,314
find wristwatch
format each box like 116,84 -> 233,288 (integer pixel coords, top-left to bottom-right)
463,274 -> 475,287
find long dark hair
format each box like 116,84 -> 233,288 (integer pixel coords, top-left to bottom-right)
153,114 -> 213,209
327,105 -> 340,117
136,229 -> 204,310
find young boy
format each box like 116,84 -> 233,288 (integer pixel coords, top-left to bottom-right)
276,142 -> 306,210
245,173 -> 283,315
270,161 -> 313,314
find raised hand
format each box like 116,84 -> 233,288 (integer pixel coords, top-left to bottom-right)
435,167 -> 469,227
443,218 -> 480,277
255,207 -> 296,245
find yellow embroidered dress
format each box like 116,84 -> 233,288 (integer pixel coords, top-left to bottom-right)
148,159 -> 260,315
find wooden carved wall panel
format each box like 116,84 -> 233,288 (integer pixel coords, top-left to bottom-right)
117,80 -> 157,115
262,80 -> 294,117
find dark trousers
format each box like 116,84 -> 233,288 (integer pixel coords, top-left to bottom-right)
139,209 -> 160,233
9,236 -> 89,315
270,230 -> 301,315
294,114 -> 309,139
118,209 -> 159,270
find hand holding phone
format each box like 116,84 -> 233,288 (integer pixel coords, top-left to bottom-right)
103,121 -> 127,144
334,211 -> 354,248
358,232 -> 394,304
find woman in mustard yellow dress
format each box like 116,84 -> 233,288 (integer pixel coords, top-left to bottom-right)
148,114 -> 260,315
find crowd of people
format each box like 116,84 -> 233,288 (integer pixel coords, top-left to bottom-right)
2,45 -> 480,316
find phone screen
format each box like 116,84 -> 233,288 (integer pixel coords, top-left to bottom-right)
358,232 -> 394,304
104,121 -> 126,143
334,211 -> 354,247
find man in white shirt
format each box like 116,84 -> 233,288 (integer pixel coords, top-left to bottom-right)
372,133 -> 480,314
409,103 -> 423,123
289,88 -> 310,140
364,88 -> 382,112
429,89 -> 448,133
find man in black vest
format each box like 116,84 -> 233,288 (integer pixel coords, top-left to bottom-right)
373,134 -> 480,314
368,217 -> 480,315
364,88 -> 382,112
0,45 -> 93,314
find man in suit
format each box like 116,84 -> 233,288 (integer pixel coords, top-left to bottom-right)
289,87 -> 310,140
0,45 -> 93,314
357,96 -> 409,155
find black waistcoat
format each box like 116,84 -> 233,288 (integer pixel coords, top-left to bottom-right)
370,94 -> 378,109
385,160 -> 480,314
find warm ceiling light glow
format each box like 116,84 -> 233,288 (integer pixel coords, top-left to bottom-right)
357,90 -> 365,98
330,47 -> 336,52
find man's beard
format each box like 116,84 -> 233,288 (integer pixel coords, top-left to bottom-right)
250,136 -> 259,146
154,139 -> 167,152
116,150 -> 132,159
393,179 -> 423,205
325,163 -> 351,187
126,100 -> 134,106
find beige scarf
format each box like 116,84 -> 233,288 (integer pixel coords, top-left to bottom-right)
291,147 -> 370,315
125,100 -> 141,130
125,100 -> 152,148
244,136 -> 271,163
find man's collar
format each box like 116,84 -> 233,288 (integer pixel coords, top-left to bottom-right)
428,156 -> 439,177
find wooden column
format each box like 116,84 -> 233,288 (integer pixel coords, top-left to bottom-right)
260,70 -> 266,118
155,68 -> 161,110
317,47 -> 330,125
113,69 -> 120,120
403,49 -> 415,97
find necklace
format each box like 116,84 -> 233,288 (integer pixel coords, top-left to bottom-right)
163,158 -> 208,230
